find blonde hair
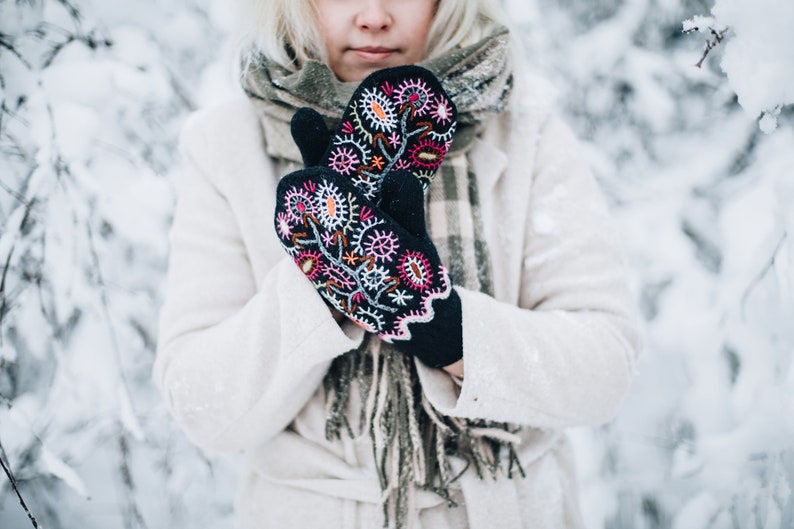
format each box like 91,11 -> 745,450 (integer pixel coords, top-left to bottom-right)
235,0 -> 506,69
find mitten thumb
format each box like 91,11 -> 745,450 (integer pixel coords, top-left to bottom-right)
290,107 -> 332,167
380,170 -> 428,239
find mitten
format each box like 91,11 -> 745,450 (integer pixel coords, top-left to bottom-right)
275,168 -> 462,368
275,66 -> 462,367
377,170 -> 463,367
290,65 -> 457,200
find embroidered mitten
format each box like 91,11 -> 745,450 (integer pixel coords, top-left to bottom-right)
276,66 -> 462,367
275,168 -> 462,368
290,64 -> 457,200
377,170 -> 463,367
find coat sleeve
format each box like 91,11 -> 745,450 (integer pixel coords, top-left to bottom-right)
152,112 -> 364,454
416,114 -> 642,429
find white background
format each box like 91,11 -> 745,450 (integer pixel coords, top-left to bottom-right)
1,0 -> 792,527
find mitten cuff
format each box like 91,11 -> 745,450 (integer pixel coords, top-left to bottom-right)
392,289 -> 463,368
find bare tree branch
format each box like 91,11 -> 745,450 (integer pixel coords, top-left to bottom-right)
0,32 -> 34,70
684,26 -> 730,68
741,232 -> 788,319
0,436 -> 40,528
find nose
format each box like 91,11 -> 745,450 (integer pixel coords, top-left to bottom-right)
355,0 -> 392,31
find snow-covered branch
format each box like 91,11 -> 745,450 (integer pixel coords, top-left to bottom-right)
685,0 -> 794,131
1,1 -> 236,527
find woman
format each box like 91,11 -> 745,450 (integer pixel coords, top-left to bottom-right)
153,0 -> 641,527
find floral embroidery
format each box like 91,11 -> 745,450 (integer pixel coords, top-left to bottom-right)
328,145 -> 360,175
320,67 -> 457,200
398,250 -> 433,291
359,87 -> 398,134
393,77 -> 435,116
276,67 -> 458,341
275,173 -> 451,341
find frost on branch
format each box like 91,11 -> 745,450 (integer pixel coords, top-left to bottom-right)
0,0 -> 235,527
2,0 -> 793,528
681,18 -> 729,69
686,0 -> 794,132
516,0 -> 794,527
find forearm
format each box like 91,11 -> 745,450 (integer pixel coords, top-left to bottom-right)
155,258 -> 365,452
417,287 -> 639,428
442,359 -> 464,378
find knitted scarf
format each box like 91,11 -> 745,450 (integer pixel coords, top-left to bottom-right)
243,27 -> 523,529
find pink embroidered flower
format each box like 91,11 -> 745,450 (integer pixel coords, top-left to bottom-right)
276,211 -> 292,240
388,130 -> 401,147
408,138 -> 446,170
362,229 -> 399,263
430,96 -> 453,125
395,159 -> 412,170
398,250 -> 434,291
295,249 -> 323,281
283,186 -> 314,222
328,146 -> 359,175
359,206 -> 374,221
394,78 -> 435,116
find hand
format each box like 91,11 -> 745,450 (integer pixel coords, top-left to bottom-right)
274,168 -> 462,368
274,65 -> 463,367
377,169 -> 463,368
290,64 -> 457,200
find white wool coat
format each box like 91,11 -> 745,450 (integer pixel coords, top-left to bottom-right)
153,71 -> 641,529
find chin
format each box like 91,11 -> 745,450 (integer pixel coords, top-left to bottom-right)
339,66 -> 380,83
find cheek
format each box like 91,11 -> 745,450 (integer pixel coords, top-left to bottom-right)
318,23 -> 345,62
314,4 -> 345,50
404,6 -> 435,56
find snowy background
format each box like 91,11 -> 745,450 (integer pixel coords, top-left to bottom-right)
1,0 -> 792,528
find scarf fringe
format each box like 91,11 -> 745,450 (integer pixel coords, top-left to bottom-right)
324,336 -> 524,529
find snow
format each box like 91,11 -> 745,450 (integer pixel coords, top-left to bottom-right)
685,0 -> 794,129
712,0 -> 794,120
1,0 -> 792,528
516,0 -> 794,526
682,16 -> 717,33
40,447 -> 90,499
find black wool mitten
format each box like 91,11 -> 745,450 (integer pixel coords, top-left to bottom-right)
290,65 -> 457,199
275,66 -> 462,368
275,168 -> 462,368
377,170 -> 463,367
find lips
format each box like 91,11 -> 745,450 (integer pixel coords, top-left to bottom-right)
351,46 -> 398,62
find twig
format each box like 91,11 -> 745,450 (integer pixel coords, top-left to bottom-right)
684,26 -> 729,68
741,231 -> 788,319
119,433 -> 149,529
0,244 -> 16,336
0,178 -> 33,208
54,0 -> 83,23
0,437 -> 40,528
0,32 -> 34,70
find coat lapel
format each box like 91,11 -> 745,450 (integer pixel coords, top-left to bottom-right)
468,118 -> 509,194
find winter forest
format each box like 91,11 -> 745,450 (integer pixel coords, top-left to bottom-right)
1,0 -> 792,527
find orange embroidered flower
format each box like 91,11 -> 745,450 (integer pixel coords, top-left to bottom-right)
342,251 -> 358,266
